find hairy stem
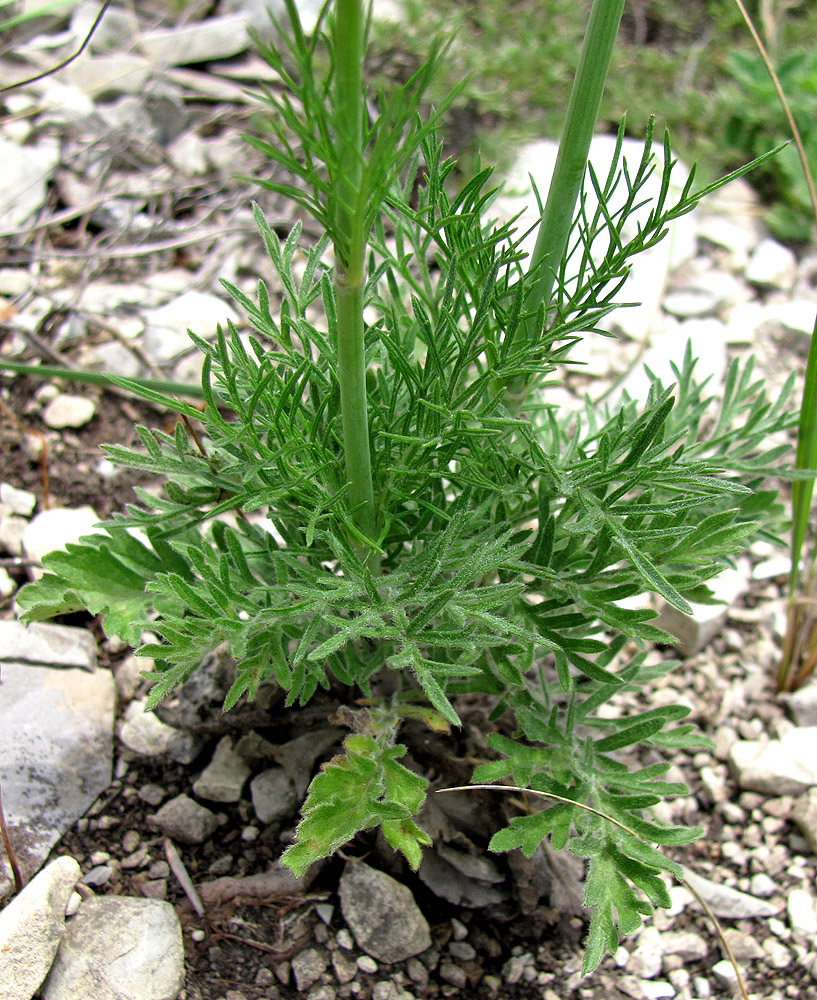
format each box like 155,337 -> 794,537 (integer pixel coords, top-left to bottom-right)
333,0 -> 376,544
524,0 -> 626,326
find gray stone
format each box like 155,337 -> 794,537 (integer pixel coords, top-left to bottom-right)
272,727 -> 343,796
439,961 -> 467,989
762,936 -> 792,969
657,930 -> 708,960
291,947 -> 327,991
357,955 -> 378,973
792,787 -> 817,853
0,663 -> 113,897
0,483 -> 36,516
729,726 -> 817,795
682,868 -> 778,919
41,896 -> 184,1000
338,862 -> 430,964
42,394 -> 96,429
193,735 -> 251,802
22,507 -> 99,575
332,950 -> 357,984
250,767 -> 297,824
150,793 -> 219,845
722,929 -> 764,960
626,927 -> 663,979
81,865 -> 113,888
0,620 -> 97,670
0,856 -> 80,1000
0,136 -> 61,233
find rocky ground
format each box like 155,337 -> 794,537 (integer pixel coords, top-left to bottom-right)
1,3 -> 817,1000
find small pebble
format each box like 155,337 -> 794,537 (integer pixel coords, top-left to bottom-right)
450,917 -> 468,941
138,784 -> 166,806
357,955 -> 378,974
121,830 -> 140,853
81,865 -> 112,887
42,393 -> 96,429
336,929 -> 354,950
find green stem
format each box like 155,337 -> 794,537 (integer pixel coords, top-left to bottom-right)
333,0 -> 376,544
524,0 -> 626,326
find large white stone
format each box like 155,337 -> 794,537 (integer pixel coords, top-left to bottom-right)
0,664 -> 114,898
494,134 -> 697,346
140,14 -> 250,66
729,726 -> 817,795
682,868 -> 778,919
142,290 -> 240,362
0,856 -> 80,1000
41,896 -> 184,1000
653,562 -> 749,657
745,238 -> 797,290
0,483 -> 36,516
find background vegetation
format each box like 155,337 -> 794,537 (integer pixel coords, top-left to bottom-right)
371,0 -> 817,241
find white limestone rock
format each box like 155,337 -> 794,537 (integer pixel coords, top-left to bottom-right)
0,136 -> 61,234
782,680 -> 817,727
745,237 -> 797,290
0,483 -> 36,516
22,506 -> 99,577
42,394 -> 96,429
118,699 -> 181,757
0,856 -> 80,1000
729,726 -> 817,796
0,662 -> 113,898
41,896 -> 184,1000
682,868 -> 779,919
142,290 -> 240,362
787,888 -> 817,938
0,620 -> 96,670
653,562 -> 749,657
139,14 -> 250,66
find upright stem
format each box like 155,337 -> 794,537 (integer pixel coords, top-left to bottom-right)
333,0 -> 376,544
523,0 -> 626,326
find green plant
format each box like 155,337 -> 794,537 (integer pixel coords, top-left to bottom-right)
16,0 -> 794,975
718,45 -> 817,240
